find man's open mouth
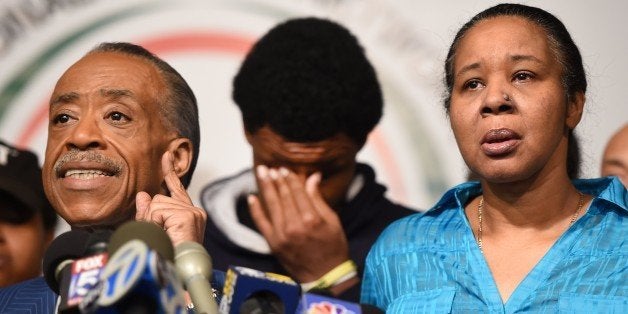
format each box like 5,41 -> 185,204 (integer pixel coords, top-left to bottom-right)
63,169 -> 114,179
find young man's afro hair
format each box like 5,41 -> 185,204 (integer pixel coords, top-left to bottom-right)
233,17 -> 383,145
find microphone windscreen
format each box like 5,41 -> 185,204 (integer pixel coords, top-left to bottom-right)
42,229 -> 91,293
83,229 -> 113,255
174,241 -> 212,279
107,220 -> 174,262
174,241 -> 218,314
239,290 -> 284,314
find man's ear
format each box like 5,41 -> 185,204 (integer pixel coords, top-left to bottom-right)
167,138 -> 193,178
566,91 -> 585,130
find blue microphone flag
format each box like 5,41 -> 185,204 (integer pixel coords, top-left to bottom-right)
220,266 -> 301,314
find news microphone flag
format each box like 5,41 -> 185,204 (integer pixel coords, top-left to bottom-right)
220,266 -> 301,314
62,253 -> 108,309
43,229 -> 112,314
80,239 -> 187,313
298,293 -> 361,314
43,229 -> 92,294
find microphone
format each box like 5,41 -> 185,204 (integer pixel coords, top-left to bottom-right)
80,221 -> 187,313
43,229 -> 91,294
83,229 -> 114,255
43,229 -> 113,314
174,241 -> 218,314
298,293 -> 384,314
219,266 -> 301,314
107,220 -> 174,262
61,230 -> 112,313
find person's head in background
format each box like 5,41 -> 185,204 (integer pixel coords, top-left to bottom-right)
601,124 -> 628,187
443,3 -> 586,184
42,42 -> 200,229
233,17 -> 382,208
0,140 -> 57,287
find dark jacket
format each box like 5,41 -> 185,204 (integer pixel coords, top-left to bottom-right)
0,277 -> 56,313
201,163 -> 417,301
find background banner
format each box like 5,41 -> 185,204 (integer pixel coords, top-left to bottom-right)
1,0 -> 625,225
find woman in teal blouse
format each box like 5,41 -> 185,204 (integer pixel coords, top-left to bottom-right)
361,3 -> 627,313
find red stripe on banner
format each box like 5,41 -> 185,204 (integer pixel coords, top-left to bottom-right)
369,128 -> 407,202
140,32 -> 254,55
15,98 -> 50,150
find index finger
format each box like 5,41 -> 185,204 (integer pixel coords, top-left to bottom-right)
161,151 -> 193,204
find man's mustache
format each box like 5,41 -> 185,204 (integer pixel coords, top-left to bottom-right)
53,150 -> 123,175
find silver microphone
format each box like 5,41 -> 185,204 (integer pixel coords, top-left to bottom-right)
174,241 -> 218,314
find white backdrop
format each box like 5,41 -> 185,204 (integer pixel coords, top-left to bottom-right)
0,0 -> 625,221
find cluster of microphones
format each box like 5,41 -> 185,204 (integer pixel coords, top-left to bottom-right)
43,221 -> 382,313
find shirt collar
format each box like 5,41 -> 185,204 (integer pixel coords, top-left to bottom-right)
430,177 -> 627,213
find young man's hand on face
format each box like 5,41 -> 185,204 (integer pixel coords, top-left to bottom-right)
135,151 -> 207,246
248,165 -> 350,283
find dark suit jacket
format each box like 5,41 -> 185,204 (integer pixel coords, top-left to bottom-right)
0,277 -> 57,313
0,271 -> 226,312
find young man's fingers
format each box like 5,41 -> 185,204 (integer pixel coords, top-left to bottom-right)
256,165 -> 285,229
248,194 -> 276,241
273,167 -> 302,222
305,172 -> 330,217
281,167 -> 318,221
